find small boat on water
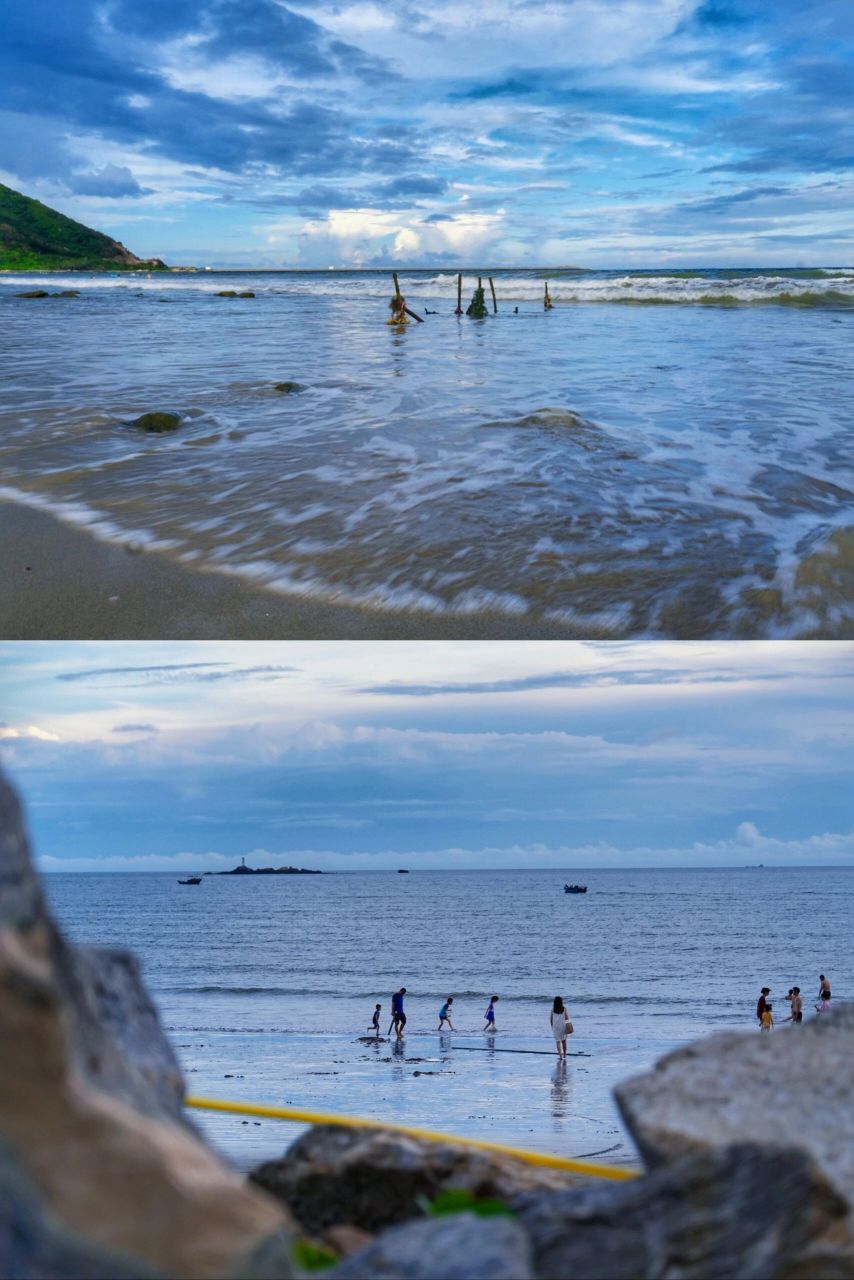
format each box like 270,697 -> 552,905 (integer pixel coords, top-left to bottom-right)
564,883 -> 587,894
178,877 -> 202,885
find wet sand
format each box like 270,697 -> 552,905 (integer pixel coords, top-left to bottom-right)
0,500 -> 592,639
178,1028 -> 658,1172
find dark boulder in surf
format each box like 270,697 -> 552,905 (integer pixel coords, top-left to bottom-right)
273,381 -> 304,394
131,411 -> 182,433
15,290 -> 50,298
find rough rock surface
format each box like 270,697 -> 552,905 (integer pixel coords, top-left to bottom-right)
330,1213 -> 534,1280
0,1141 -> 161,1280
615,1009 -> 854,1211
0,770 -> 293,1279
514,1142 -> 851,1280
250,1124 -> 580,1235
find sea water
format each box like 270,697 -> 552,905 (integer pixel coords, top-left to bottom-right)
1,267 -> 853,638
44,866 -> 852,1166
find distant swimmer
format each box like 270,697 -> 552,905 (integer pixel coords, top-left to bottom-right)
424,308 -> 437,315
550,996 -> 572,1058
368,1003 -> 382,1037
438,997 -> 455,1031
760,1002 -> 774,1032
483,996 -> 499,1031
390,987 -> 407,1039
756,987 -> 771,1024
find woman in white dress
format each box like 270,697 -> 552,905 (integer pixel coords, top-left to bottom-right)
550,996 -> 571,1057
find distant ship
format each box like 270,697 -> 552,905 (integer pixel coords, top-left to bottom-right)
398,869 -> 410,874
564,883 -> 588,894
178,877 -> 202,886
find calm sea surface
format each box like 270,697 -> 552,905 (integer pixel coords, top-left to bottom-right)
45,867 -> 851,1164
2,267 -> 853,637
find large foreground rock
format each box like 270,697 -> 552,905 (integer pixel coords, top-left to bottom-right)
615,1009 -> 854,1212
0,1140 -> 163,1280
0,771 -> 293,1279
514,1142 -> 851,1280
330,1214 -> 535,1280
251,1124 -> 580,1235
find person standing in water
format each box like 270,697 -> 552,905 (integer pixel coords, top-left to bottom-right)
783,988 -> 803,1024
483,996 -> 499,1031
390,987 -> 407,1039
438,997 -> 455,1031
756,987 -> 771,1024
550,996 -> 571,1057
368,1003 -> 382,1038
819,974 -> 831,1002
760,1003 -> 774,1032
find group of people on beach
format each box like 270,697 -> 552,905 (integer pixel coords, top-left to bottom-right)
756,973 -> 831,1030
368,989 -> 574,1055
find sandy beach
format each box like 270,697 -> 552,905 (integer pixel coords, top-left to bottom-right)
0,500 -> 592,639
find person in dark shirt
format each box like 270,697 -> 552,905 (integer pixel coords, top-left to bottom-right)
390,987 -> 407,1039
756,987 -> 771,1022
368,1003 -> 382,1037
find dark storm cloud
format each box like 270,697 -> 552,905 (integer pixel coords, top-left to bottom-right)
0,0 -> 404,192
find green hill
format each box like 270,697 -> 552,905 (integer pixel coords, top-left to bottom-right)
0,183 -> 167,271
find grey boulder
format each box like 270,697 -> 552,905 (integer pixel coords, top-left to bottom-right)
514,1141 -> 851,1280
615,1008 -> 854,1212
330,1213 -> 534,1280
250,1123 -> 577,1235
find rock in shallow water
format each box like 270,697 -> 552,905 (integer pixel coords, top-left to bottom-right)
131,411 -> 182,433
250,1124 -> 578,1235
330,1214 -> 535,1280
0,770 -> 294,1279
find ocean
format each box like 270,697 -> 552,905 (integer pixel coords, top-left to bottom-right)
44,866 -> 852,1168
2,266 -> 853,638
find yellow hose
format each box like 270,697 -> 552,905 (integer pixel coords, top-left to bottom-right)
185,1094 -> 637,1182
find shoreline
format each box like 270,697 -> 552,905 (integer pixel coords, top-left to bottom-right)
0,499 -> 595,640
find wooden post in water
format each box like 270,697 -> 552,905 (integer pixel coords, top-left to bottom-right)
455,273 -> 463,314
544,281 -> 553,311
488,276 -> 498,314
392,271 -> 402,300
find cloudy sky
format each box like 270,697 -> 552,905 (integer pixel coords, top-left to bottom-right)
1,640 -> 851,871
3,0 -> 851,266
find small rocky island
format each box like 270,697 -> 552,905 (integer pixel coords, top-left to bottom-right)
208,859 -> 322,876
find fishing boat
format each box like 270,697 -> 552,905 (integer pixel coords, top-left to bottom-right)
564,883 -> 587,894
178,877 -> 202,885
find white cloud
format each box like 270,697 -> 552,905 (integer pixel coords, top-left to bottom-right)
0,725 -> 62,742
36,823 -> 854,872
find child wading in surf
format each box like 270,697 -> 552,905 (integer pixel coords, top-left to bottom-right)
387,295 -> 409,325
368,1003 -> 382,1038
438,997 -> 455,1031
483,996 -> 499,1031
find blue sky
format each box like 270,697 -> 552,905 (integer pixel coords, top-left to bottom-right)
2,0 -> 852,266
1,641 -> 852,870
